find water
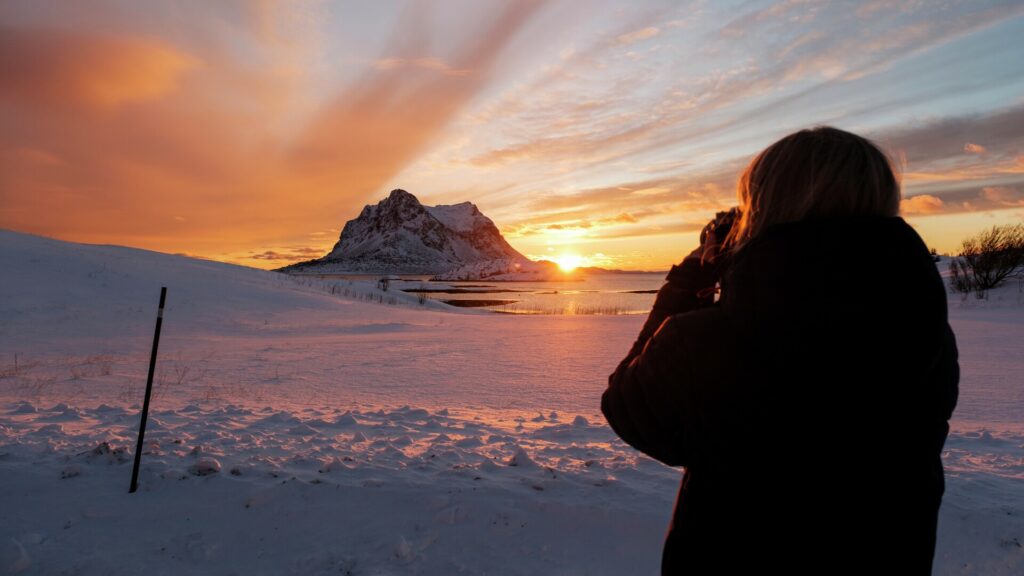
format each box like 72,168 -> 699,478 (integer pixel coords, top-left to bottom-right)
317,272 -> 667,315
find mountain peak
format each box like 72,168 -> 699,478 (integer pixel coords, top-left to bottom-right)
387,188 -> 417,202
279,189 -> 528,274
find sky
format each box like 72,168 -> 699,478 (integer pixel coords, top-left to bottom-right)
1,0 -> 1023,271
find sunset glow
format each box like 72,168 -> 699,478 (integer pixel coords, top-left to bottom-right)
553,253 -> 584,272
0,4 -> 1021,570
0,1 -> 1021,270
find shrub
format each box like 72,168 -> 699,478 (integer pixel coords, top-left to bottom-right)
948,222 -> 1024,298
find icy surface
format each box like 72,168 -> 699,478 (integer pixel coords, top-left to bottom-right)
430,257 -> 576,282
0,229 -> 1021,575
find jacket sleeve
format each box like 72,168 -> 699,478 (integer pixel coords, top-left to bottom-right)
601,306 -> 735,468
618,256 -> 719,365
930,321 -> 959,457
937,322 -> 959,423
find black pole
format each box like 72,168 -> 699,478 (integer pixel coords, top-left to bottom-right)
130,286 -> 166,493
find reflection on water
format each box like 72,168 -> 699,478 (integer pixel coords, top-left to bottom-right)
315,272 -> 666,315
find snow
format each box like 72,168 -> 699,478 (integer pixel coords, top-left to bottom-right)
1,228 -> 1022,575
424,202 -> 490,234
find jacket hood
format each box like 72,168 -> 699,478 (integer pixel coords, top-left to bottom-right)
718,214 -> 950,371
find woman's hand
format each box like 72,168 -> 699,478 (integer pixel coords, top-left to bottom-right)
617,230 -> 722,368
685,230 -> 720,267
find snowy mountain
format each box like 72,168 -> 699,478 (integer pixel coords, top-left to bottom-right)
280,189 -> 531,275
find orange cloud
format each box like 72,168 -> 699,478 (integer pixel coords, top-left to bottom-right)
249,247 -> 324,261
0,2 -> 547,267
2,2 -> 1021,273
902,158 -> 1024,183
0,28 -> 196,109
901,194 -> 945,215
496,171 -> 732,243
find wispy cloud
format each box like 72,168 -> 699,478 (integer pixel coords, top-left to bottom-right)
615,26 -> 659,45
425,0 -> 1024,207
249,247 -> 323,261
0,0 -> 1020,268
0,0 -> 549,262
877,104 -> 1024,166
373,57 -> 471,76
980,186 -> 1024,208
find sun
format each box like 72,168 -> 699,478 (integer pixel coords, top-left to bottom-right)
553,253 -> 583,272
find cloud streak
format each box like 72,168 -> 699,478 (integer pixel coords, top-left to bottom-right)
0,0 -> 1020,268
0,28 -> 196,108
615,26 -> 660,45
0,1 -> 548,263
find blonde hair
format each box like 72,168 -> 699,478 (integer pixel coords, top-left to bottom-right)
722,126 -> 901,255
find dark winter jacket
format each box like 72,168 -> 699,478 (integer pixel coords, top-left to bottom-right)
601,214 -> 959,575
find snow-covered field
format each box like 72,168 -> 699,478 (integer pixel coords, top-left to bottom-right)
1,228 -> 1021,575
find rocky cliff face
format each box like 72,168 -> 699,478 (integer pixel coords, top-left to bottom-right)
280,189 -> 530,274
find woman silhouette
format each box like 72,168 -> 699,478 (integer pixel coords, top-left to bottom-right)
601,126 -> 959,575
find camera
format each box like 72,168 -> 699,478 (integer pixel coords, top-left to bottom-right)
700,207 -> 740,248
